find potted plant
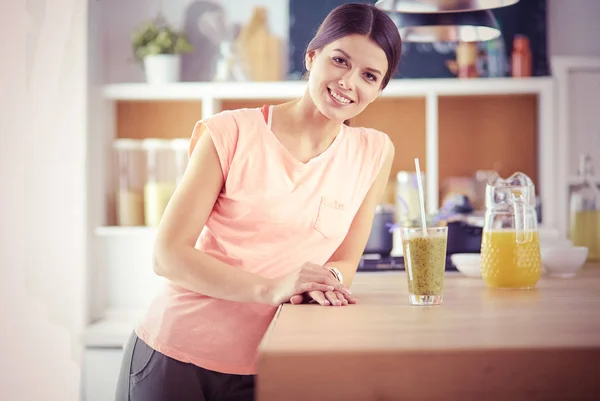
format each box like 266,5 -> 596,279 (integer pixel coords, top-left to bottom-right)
131,16 -> 194,84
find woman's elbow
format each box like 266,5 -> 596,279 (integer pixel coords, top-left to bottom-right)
152,239 -> 173,278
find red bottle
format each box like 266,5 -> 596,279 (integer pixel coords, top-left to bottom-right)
511,35 -> 532,77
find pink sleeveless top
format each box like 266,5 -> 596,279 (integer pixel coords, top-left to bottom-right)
135,106 -> 391,375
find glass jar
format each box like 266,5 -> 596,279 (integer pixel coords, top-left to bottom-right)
142,139 -> 177,227
171,138 -> 190,186
480,172 -> 542,289
396,171 -> 425,227
113,139 -> 145,226
569,154 -> 600,262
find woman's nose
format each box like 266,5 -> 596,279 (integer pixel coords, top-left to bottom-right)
338,71 -> 355,90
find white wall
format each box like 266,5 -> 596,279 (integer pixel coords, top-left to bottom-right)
103,0 -> 600,83
103,0 -> 289,83
548,0 -> 600,57
0,1 -> 87,400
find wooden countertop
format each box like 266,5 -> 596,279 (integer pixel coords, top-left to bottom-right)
257,265 -> 600,401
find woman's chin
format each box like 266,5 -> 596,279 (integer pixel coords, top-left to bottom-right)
318,102 -> 355,123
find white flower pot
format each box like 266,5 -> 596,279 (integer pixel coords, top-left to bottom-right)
143,54 -> 181,84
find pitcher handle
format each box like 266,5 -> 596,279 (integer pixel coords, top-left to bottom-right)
512,192 -> 529,244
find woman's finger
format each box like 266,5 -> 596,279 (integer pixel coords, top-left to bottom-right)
308,290 -> 329,306
336,290 -> 357,304
335,291 -> 348,306
306,274 -> 350,295
325,291 -> 342,306
301,275 -> 350,295
299,282 -> 334,294
289,294 -> 304,304
344,293 -> 358,304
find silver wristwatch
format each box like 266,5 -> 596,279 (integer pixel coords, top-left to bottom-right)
328,267 -> 344,284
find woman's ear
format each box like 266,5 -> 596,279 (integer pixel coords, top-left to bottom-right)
305,49 -> 316,71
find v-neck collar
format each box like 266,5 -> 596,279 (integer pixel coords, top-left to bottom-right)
258,106 -> 344,168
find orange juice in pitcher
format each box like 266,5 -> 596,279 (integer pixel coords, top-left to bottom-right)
480,173 -> 542,289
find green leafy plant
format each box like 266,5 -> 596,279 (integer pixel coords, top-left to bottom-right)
131,16 -> 194,62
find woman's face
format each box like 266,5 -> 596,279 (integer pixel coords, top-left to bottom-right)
306,34 -> 389,123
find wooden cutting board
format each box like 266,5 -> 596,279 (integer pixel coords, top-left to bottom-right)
236,7 -> 283,82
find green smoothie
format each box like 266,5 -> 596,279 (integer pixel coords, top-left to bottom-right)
402,231 -> 447,296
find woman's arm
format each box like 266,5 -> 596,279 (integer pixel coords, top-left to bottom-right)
324,140 -> 395,288
153,123 -> 346,305
288,141 -> 395,306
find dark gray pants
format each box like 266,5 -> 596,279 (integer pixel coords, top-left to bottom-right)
115,332 -> 255,401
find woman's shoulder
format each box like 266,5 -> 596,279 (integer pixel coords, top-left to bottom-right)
199,107 -> 262,127
188,107 -> 263,159
343,124 -> 391,149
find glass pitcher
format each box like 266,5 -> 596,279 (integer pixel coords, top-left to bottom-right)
569,154 -> 600,262
480,172 -> 542,289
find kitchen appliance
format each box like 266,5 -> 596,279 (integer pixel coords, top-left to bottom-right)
360,218 -> 480,273
358,254 -> 458,272
446,218 -> 483,254
364,204 -> 395,256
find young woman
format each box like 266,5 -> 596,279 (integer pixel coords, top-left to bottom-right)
115,3 -> 402,401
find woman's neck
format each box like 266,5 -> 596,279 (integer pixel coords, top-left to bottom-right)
276,90 -> 343,151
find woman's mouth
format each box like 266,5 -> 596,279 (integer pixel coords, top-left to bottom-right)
327,88 -> 354,106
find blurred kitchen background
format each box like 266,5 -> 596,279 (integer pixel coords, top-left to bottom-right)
2,1 -> 599,400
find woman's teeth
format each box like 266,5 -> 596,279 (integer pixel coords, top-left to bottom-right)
329,88 -> 352,105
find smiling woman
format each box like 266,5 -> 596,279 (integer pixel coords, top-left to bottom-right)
114,3 -> 403,401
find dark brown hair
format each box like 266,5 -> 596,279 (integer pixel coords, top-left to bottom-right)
306,2 -> 403,90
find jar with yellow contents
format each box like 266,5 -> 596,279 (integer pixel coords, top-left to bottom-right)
480,172 -> 542,289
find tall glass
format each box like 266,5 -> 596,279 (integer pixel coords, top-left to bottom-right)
401,226 -> 448,305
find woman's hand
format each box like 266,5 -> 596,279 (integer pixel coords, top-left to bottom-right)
289,290 -> 357,306
266,262 -> 350,306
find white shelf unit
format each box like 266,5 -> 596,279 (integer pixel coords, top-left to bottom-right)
103,77 -> 553,100
97,76 -> 557,233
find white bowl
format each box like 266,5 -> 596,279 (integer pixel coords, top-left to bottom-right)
539,238 -> 573,249
538,226 -> 560,240
540,246 -> 588,278
450,253 -> 482,278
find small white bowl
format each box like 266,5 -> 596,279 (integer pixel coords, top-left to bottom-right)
451,253 -> 482,278
540,246 -> 588,278
538,226 -> 561,240
539,238 -> 573,249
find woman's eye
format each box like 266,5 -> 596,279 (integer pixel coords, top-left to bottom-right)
365,72 -> 377,82
333,57 -> 347,65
